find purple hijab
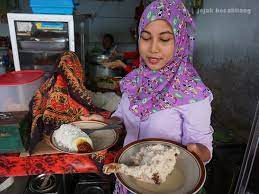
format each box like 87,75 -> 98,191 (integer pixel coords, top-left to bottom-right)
120,0 -> 211,121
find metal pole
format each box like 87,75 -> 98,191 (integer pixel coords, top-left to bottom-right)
234,101 -> 259,194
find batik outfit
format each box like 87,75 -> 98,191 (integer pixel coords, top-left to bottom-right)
30,51 -> 95,152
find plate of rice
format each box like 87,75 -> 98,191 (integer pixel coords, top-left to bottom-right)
50,121 -> 119,154
103,138 -> 206,194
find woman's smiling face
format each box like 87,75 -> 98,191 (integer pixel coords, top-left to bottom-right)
139,19 -> 175,71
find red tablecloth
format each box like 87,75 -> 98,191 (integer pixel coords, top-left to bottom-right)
0,152 -> 116,177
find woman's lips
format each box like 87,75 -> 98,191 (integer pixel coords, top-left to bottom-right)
147,57 -> 161,65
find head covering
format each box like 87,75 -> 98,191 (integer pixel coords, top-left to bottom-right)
120,0 -> 211,120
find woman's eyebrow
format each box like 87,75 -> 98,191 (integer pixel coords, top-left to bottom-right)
160,31 -> 174,35
141,30 -> 173,35
141,30 -> 151,35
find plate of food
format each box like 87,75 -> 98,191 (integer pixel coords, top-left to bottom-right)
50,121 -> 119,154
103,138 -> 206,194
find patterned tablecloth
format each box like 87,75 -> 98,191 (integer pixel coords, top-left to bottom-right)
0,151 -> 116,177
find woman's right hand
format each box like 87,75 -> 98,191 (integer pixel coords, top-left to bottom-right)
80,114 -> 107,123
80,115 -> 123,126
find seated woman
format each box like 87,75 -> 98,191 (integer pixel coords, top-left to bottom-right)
30,51 -> 95,152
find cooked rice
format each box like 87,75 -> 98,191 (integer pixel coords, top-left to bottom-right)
53,124 -> 92,152
103,144 -> 180,184
122,144 -> 180,184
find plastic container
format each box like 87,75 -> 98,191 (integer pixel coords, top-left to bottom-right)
0,70 -> 45,112
30,0 -> 74,14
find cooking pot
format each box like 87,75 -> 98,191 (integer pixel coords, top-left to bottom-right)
89,53 -> 109,64
87,63 -> 122,78
88,53 -> 123,78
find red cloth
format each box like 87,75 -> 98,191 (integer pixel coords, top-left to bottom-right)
123,57 -> 140,73
122,51 -> 140,73
0,152 -> 116,177
132,57 -> 140,68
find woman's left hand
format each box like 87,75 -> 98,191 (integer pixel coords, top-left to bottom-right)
187,143 -> 211,163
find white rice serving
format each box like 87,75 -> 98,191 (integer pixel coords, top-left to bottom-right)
53,124 -> 93,152
103,144 -> 180,184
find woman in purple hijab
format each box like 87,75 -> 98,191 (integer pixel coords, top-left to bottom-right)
82,0 -> 213,193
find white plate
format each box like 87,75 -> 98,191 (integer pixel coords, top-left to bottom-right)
50,121 -> 119,154
115,138 -> 206,194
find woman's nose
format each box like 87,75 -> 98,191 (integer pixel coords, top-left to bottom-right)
150,39 -> 159,53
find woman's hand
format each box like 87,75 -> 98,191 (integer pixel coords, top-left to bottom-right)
80,115 -> 122,125
187,143 -> 211,163
80,114 -> 109,123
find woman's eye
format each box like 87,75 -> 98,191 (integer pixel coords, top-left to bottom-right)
160,36 -> 173,42
141,36 -> 151,40
160,38 -> 170,42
